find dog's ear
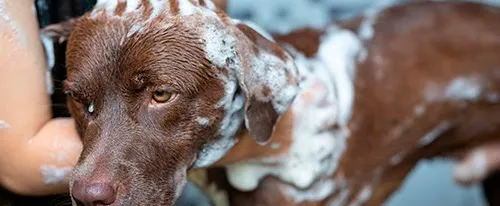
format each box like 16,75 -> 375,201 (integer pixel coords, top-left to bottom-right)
40,18 -> 79,44
232,21 -> 300,145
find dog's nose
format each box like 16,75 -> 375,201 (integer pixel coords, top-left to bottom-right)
72,181 -> 117,206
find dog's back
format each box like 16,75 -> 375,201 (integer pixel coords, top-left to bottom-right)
215,1 -> 500,205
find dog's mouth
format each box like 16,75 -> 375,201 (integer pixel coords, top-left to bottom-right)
71,169 -> 188,206
71,182 -> 185,206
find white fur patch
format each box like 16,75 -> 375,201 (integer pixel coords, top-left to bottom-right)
40,164 -> 72,184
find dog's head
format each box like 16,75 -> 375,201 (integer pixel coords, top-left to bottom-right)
49,0 -> 299,205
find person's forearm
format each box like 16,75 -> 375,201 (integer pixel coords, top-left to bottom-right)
0,0 -> 82,196
0,118 -> 82,196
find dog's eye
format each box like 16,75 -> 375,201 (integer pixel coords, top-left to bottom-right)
152,90 -> 172,103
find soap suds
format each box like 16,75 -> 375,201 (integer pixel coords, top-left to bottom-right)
0,120 -> 11,130
455,149 -> 488,183
390,153 -> 404,165
426,76 -> 484,103
147,0 -> 164,21
40,165 -> 72,184
418,121 -> 453,147
203,19 -> 239,70
126,24 -> 144,38
328,189 -> 351,206
178,0 -> 199,16
486,92 -> 500,102
414,105 -> 425,116
283,179 -> 336,203
196,15 -> 300,167
194,77 -> 244,168
225,26 -> 362,199
0,0 -> 27,47
350,185 -> 373,206
88,102 -> 95,113
125,0 -> 141,13
196,117 -> 210,127
362,1 -> 406,36
92,0 -> 170,20
472,150 -> 487,177
358,17 -> 375,41
445,77 -> 482,101
271,143 -> 281,150
318,26 -> 363,126
40,33 -> 55,94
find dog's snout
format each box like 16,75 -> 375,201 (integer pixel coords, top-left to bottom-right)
72,181 -> 117,206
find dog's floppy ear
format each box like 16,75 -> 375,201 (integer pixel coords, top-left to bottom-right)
40,18 -> 79,44
232,21 -> 300,145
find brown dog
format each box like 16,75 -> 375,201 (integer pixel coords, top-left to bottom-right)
43,0 -> 500,205
46,0 -> 299,205
207,1 -> 500,206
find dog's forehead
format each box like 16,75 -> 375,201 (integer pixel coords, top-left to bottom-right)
67,0 -> 236,81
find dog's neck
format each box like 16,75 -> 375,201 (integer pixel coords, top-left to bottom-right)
206,25 -> 364,195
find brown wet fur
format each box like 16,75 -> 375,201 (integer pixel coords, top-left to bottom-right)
209,1 -> 500,206
47,0 -> 301,205
42,0 -> 500,205
64,14 -> 227,205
